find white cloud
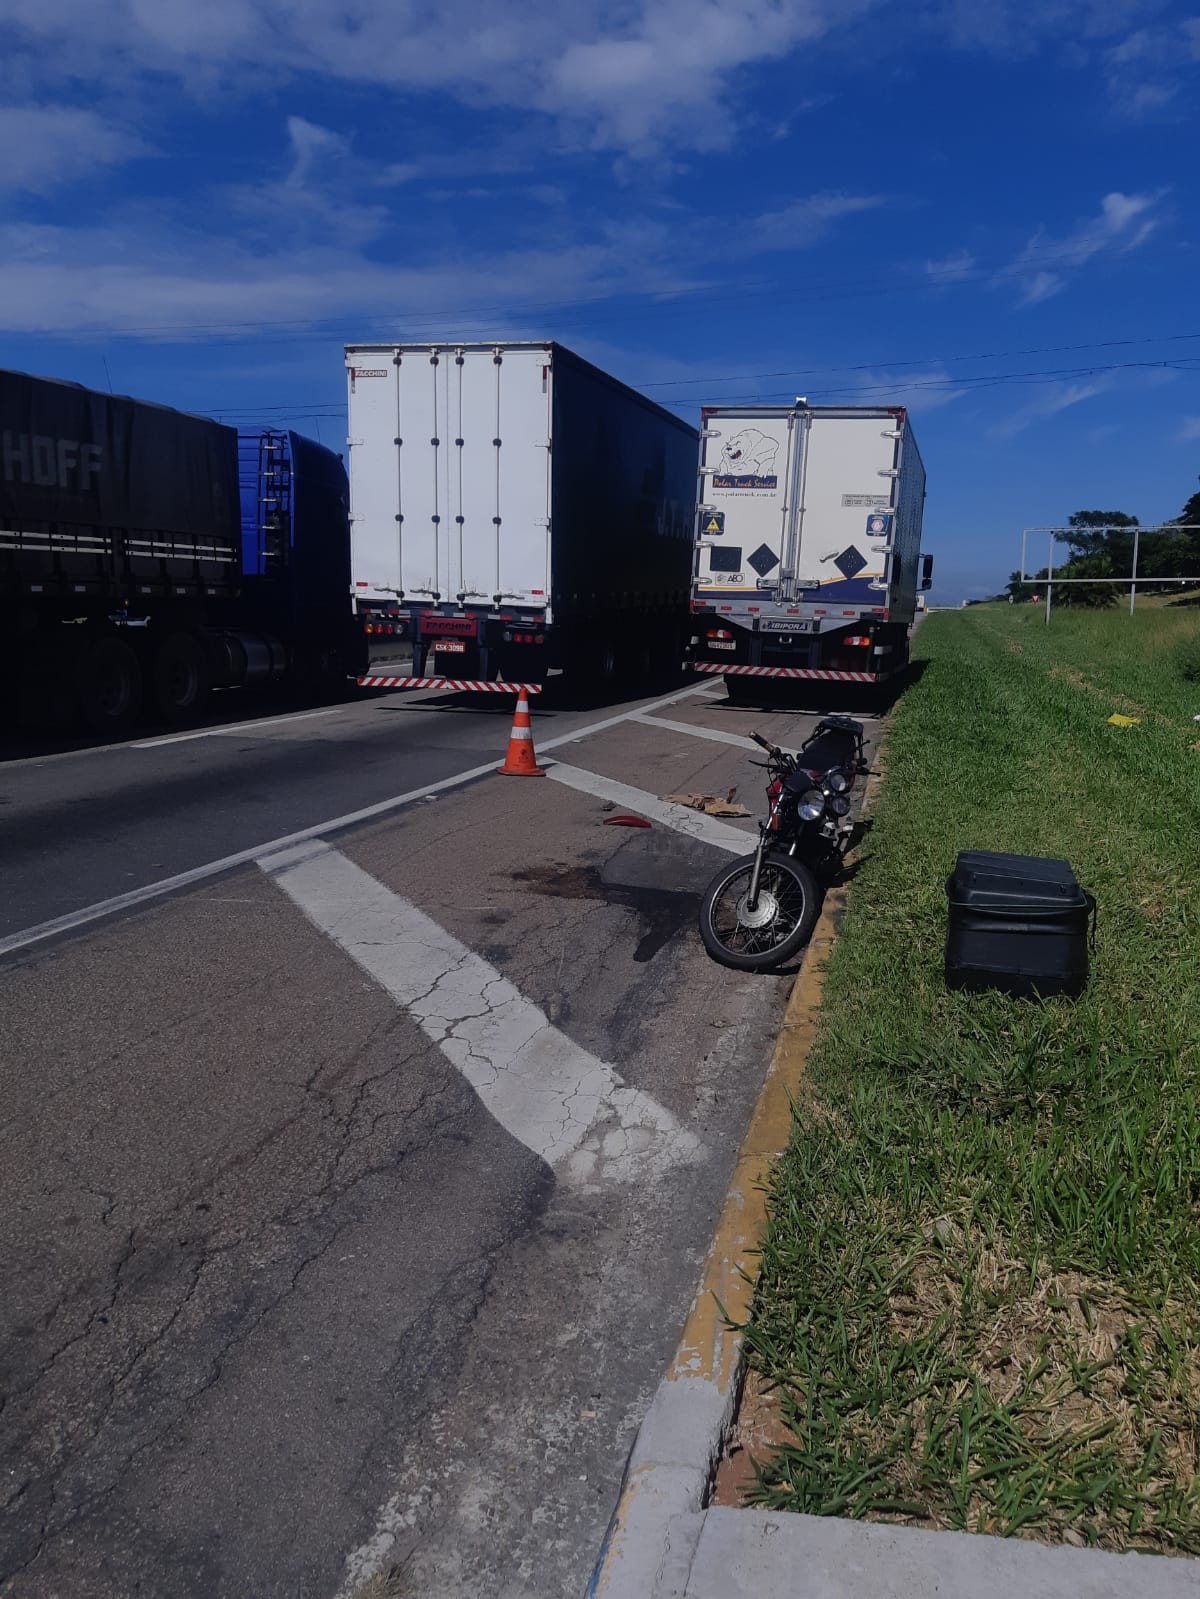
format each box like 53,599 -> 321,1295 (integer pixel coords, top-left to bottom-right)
1104,18 -> 1200,118
1116,79 -> 1177,114
926,249 -> 976,286
926,0 -> 1155,54
0,197 -> 700,340
543,0 -> 873,150
0,0 -> 874,156
0,0 -> 1188,164
1178,417 -> 1200,442
0,121 -> 885,341
818,368 -> 968,412
1019,270 -> 1065,306
0,104 -> 142,191
989,376 -> 1114,439
746,192 -> 885,253
999,189 -> 1165,306
284,116 -> 351,188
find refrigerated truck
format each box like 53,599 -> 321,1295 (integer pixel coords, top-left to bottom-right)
686,403 -> 932,694
344,341 -> 698,686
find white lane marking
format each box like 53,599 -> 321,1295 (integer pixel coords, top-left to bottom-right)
0,683 -> 713,958
131,704 -> 353,748
259,842 -> 702,1181
544,764 -> 752,854
630,711 -> 795,754
536,682 -> 713,755
0,759 -> 500,959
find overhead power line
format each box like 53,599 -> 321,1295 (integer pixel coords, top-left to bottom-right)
197,351 -> 1200,424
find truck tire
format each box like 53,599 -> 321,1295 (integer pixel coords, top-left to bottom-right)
724,674 -> 758,704
78,636 -> 143,735
563,635 -> 616,691
151,632 -> 211,723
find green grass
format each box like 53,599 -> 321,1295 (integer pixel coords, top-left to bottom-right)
743,605 -> 1200,1554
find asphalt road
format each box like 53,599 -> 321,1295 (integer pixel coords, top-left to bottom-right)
0,677 -> 880,1598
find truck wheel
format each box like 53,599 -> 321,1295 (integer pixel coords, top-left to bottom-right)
151,632 -> 211,723
562,636 -> 616,690
724,675 -> 757,704
78,637 -> 143,735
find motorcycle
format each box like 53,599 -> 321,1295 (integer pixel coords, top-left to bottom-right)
698,714 -> 867,971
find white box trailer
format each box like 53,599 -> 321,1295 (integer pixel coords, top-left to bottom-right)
686,404 -> 931,693
344,341 -> 697,685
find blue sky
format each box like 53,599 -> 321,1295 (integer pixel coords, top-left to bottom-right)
2,0 -> 1199,603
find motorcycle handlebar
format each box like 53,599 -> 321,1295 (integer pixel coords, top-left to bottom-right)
750,731 -> 774,751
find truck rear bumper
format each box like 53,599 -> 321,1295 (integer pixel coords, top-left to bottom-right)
356,674 -> 544,693
687,661 -> 887,683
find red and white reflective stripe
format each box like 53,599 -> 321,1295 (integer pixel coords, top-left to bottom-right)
357,676 -> 544,694
686,663 -> 880,683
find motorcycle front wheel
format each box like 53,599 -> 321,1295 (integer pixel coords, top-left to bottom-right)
699,852 -> 821,971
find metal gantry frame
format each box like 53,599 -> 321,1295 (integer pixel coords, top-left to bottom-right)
1018,525 -> 1200,623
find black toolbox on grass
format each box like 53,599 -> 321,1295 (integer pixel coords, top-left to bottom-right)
945,852 -> 1095,1000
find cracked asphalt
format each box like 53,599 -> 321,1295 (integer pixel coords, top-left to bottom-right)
0,677 -> 879,1597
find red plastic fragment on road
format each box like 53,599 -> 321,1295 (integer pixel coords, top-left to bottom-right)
603,815 -> 652,829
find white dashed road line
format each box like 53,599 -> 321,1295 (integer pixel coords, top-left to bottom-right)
259,839 -> 702,1182
130,704 -> 353,747
630,711 -> 785,753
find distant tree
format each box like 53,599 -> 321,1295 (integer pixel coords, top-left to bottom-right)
1140,532 -> 1196,582
1063,510 -> 1138,566
1176,490 -> 1200,574
1054,551 -> 1117,607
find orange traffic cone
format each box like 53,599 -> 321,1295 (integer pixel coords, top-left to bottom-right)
497,691 -> 545,777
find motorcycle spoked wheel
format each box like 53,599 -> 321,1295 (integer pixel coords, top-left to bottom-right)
699,852 -> 821,971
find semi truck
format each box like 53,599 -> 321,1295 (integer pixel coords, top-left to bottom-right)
685,403 -> 932,696
0,369 -> 356,735
343,341 -> 697,686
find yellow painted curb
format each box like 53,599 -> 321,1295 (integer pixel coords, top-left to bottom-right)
588,756 -> 888,1596
670,758 -> 886,1419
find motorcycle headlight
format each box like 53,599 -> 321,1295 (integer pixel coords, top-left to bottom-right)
827,771 -> 850,795
829,794 -> 851,817
798,789 -> 825,821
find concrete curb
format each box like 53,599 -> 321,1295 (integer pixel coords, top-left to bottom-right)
587,766 -> 882,1598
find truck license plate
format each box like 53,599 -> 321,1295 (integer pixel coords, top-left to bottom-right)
434,639 -> 466,653
708,640 -> 736,651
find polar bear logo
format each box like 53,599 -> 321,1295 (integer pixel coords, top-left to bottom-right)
719,429 -> 779,477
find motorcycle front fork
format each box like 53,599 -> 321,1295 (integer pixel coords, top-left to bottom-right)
747,822 -> 796,912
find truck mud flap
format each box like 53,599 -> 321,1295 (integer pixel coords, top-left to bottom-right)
685,662 -> 887,684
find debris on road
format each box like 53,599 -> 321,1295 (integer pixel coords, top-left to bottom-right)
664,791 -> 752,818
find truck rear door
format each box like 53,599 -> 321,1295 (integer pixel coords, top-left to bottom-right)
346,354 -> 400,604
788,413 -> 897,594
346,346 -> 552,612
437,346 -> 551,612
696,409 -> 796,600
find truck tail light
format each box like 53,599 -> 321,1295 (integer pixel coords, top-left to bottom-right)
706,628 -> 733,640
844,635 -> 870,647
